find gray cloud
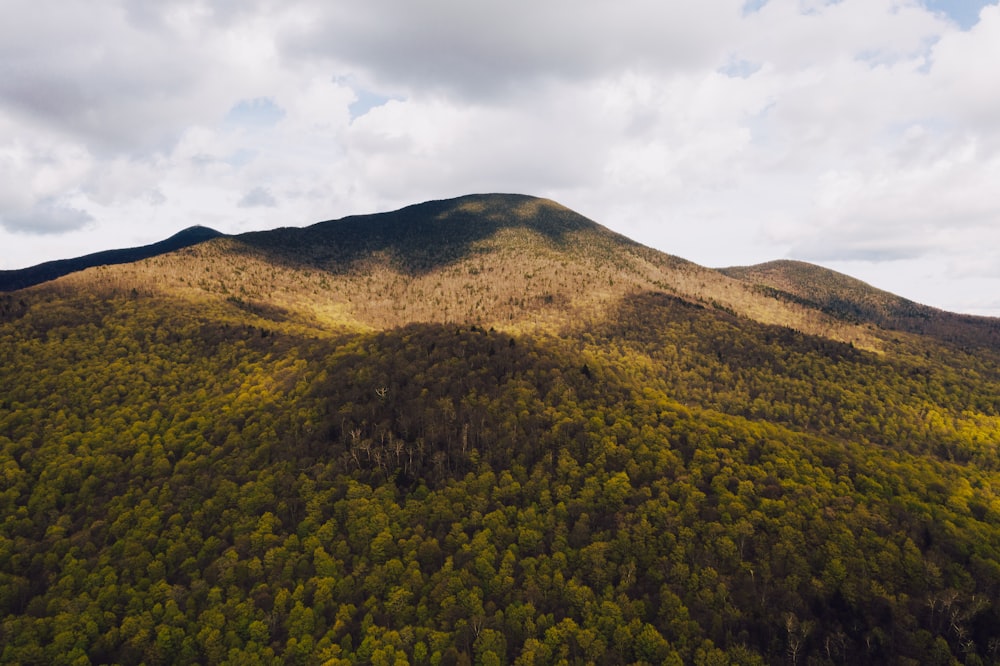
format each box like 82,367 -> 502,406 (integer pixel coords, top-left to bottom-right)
281,0 -> 741,100
0,1 -> 242,156
1,198 -> 94,235
238,186 -> 277,208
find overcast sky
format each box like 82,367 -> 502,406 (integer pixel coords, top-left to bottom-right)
1,0 -> 999,315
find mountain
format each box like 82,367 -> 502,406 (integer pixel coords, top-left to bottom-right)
721,259 -> 1000,351
0,225 -> 223,292
17,194 -> 891,348
2,194 -> 1000,665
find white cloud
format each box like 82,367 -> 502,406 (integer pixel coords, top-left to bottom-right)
1,0 -> 999,315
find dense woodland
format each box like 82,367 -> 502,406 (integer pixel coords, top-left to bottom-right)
3,195 -> 1000,665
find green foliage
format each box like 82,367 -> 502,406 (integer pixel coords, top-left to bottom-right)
3,281 -> 1000,665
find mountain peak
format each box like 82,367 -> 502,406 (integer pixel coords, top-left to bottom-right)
168,225 -> 225,242
391,193 -> 593,235
313,192 -> 602,239
234,193 -> 621,278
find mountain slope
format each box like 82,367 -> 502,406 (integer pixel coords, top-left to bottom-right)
2,194 -> 1000,664
27,194 -> 885,349
722,259 -> 1000,351
0,225 -> 223,292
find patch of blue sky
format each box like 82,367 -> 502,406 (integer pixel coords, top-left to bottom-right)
349,89 -> 396,121
922,0 -> 995,30
224,148 -> 258,168
719,57 -> 763,79
741,0 -> 769,16
744,0 -> 846,16
743,0 -> 994,27
884,116 -> 956,140
224,97 -> 286,128
854,43 -> 937,69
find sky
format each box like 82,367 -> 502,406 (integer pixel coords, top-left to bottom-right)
1,0 -> 999,316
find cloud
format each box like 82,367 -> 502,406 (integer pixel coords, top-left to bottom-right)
238,186 -> 277,208
924,3 -> 1000,129
0,0 -> 287,156
281,0 -> 743,100
1,197 -> 93,235
2,0 -> 1000,314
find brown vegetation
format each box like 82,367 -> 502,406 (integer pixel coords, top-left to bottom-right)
34,194 -> 888,351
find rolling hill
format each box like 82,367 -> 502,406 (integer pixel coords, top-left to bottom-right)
2,194 -> 999,665
721,259 -> 1000,351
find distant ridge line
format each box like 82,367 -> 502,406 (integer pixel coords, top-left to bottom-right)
0,226 -> 224,291
720,259 -> 1000,350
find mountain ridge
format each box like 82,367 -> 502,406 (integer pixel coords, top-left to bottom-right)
721,258 -> 1000,351
9,192 -> 977,353
0,224 -> 224,292
7,194 -> 992,335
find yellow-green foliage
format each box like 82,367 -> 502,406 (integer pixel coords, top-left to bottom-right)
2,280 -> 1000,665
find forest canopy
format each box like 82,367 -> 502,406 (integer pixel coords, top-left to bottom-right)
3,195 -> 1000,665
2,284 -> 1000,665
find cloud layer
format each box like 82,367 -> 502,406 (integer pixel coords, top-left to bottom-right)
2,0 -> 999,315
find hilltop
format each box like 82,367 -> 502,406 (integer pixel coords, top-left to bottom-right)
2,194 -> 1000,664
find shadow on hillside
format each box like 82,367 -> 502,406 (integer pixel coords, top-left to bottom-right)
599,289 -> 866,360
232,193 -> 622,276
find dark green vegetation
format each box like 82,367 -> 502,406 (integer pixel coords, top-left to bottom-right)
238,193 -> 619,275
2,195 -> 1000,665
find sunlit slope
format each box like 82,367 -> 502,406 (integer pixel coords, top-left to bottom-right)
34,194 -> 882,347
3,281 -> 1000,663
722,259 -> 1000,351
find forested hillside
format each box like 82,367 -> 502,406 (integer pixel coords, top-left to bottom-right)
2,195 -> 1000,665
0,226 -> 223,292
720,260 -> 1000,351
